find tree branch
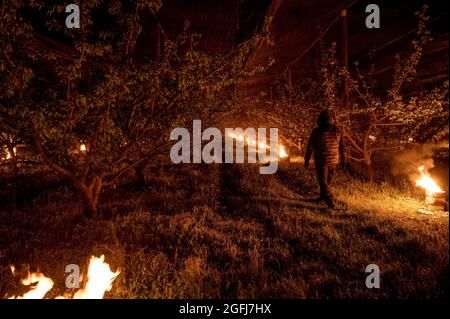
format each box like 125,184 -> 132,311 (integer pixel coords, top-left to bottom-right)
32,122 -> 74,179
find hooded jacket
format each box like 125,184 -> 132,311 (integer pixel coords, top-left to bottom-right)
305,110 -> 346,166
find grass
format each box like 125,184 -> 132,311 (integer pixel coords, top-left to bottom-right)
0,162 -> 448,298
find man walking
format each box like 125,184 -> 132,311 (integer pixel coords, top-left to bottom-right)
304,109 -> 346,208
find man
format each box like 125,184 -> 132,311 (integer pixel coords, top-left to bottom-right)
304,109 -> 346,208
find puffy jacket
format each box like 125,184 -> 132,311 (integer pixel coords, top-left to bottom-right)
305,124 -> 346,166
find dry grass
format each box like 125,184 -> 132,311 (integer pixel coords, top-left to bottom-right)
0,162 -> 448,298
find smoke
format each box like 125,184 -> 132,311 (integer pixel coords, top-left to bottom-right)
391,144 -> 435,182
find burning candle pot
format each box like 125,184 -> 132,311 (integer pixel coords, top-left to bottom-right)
416,165 -> 447,211
424,190 -> 447,211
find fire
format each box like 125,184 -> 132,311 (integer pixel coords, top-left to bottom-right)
73,255 -> 121,299
228,133 -> 288,158
8,255 -> 120,299
9,272 -> 55,299
415,165 -> 442,193
2,147 -> 16,160
79,144 -> 87,152
278,145 -> 288,158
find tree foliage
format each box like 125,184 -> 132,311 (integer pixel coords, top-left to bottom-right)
290,6 -> 446,180
0,0 -> 273,216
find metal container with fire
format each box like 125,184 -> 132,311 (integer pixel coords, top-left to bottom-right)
416,165 -> 448,212
425,190 -> 447,211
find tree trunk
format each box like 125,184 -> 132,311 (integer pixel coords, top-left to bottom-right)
76,177 -> 103,219
10,155 -> 19,176
364,158 -> 373,183
7,145 -> 18,176
151,22 -> 161,59
159,157 -> 164,176
83,191 -> 98,219
287,67 -> 292,107
135,162 -> 147,187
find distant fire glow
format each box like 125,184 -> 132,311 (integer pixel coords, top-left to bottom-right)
228,133 -> 288,158
278,145 -> 288,158
2,147 -> 16,160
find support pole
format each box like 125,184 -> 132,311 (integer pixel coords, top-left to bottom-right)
341,10 -> 350,110
340,9 -> 352,130
151,23 -> 161,59
287,67 -> 293,107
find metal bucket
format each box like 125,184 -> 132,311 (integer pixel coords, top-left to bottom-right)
425,190 -> 447,211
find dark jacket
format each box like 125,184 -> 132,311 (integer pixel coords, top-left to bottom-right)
305,123 -> 346,166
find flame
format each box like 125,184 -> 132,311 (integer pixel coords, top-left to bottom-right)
73,255 -> 121,299
279,145 -> 288,158
2,147 -> 16,160
8,255 -> 120,299
228,133 -> 288,158
9,272 -> 54,299
415,165 -> 442,193
79,144 -> 87,152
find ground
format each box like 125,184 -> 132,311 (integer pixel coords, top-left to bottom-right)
0,162 -> 448,298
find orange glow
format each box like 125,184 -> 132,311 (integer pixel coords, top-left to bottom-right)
415,165 -> 442,193
279,145 -> 288,158
9,272 -> 54,299
2,147 -> 16,160
73,255 -> 121,299
8,255 -> 120,299
228,133 -> 288,158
